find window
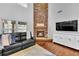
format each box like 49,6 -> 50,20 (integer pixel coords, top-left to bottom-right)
17,22 -> 27,32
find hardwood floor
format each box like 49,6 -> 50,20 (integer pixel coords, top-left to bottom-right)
36,40 -> 79,56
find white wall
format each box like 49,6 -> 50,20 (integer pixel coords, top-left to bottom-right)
48,4 -> 54,38
0,3 -> 33,33
48,3 -> 79,39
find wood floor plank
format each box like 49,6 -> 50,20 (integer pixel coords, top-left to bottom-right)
36,40 -> 79,56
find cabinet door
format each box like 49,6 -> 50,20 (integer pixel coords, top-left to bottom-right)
71,35 -> 76,49
75,36 -> 79,50
53,34 -> 63,44
65,35 -> 76,49
53,34 -> 59,43
66,35 -> 72,47
60,35 -> 67,45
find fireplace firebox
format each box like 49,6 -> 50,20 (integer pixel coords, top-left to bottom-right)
37,31 -> 44,37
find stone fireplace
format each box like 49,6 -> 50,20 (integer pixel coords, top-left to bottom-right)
34,3 -> 48,38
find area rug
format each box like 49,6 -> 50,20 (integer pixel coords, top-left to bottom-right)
10,44 -> 56,56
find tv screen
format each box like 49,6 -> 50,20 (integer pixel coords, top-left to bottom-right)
56,20 -> 77,31
62,26 -> 76,31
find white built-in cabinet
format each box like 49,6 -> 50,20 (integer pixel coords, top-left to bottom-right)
53,33 -> 79,50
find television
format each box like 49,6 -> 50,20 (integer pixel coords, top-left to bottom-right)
56,20 -> 78,31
